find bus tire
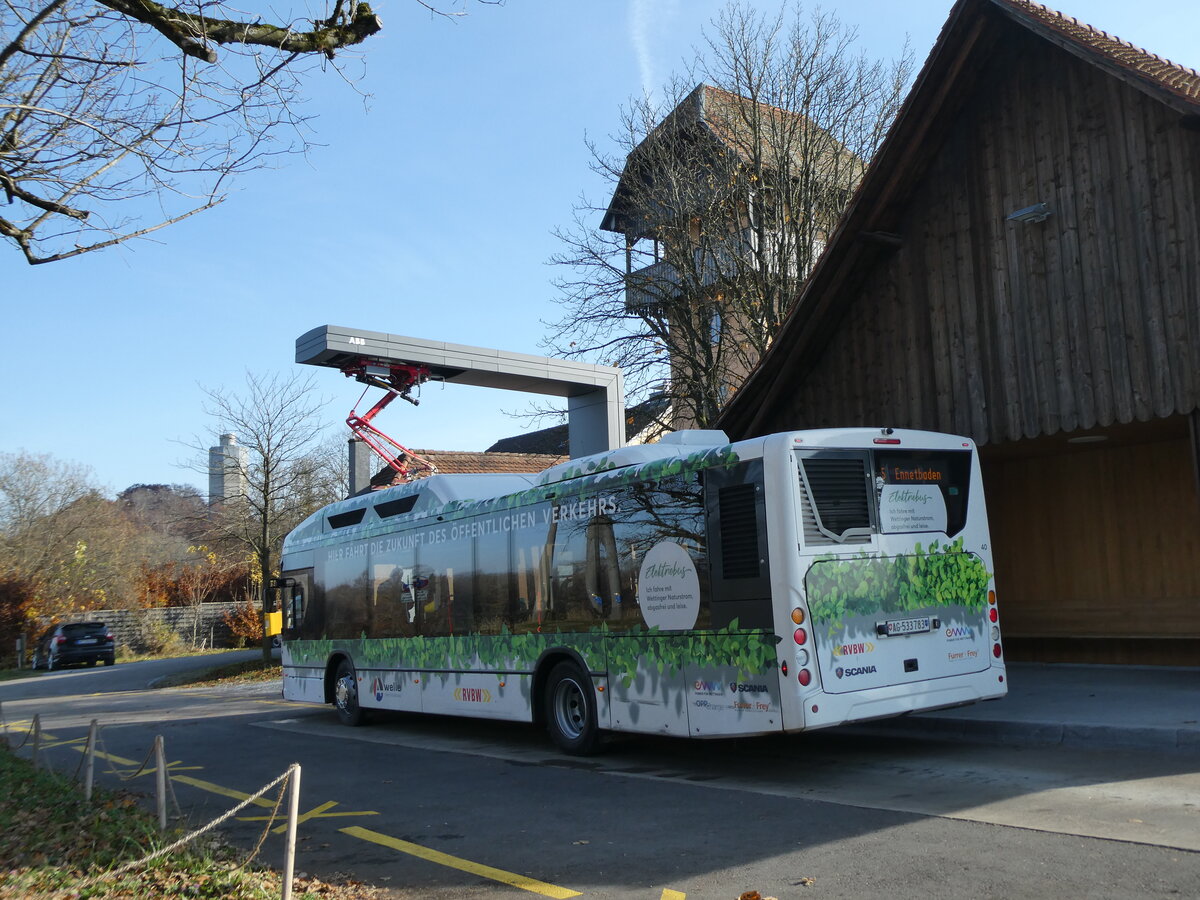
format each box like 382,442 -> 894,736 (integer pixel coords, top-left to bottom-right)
333,659 -> 367,727
544,661 -> 600,755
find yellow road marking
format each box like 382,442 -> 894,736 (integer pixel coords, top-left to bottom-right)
61,740 -> 580,898
4,720 -> 59,742
662,891 -> 687,899
238,800 -> 379,834
68,745 -> 273,808
42,736 -> 86,749
341,826 -> 582,899
172,774 -> 278,809
77,747 -> 137,765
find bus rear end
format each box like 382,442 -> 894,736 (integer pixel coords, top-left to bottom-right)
769,429 -> 1007,732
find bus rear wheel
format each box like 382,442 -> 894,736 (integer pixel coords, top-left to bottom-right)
333,659 -> 366,727
544,661 -> 599,755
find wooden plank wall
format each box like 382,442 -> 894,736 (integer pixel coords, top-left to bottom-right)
983,435 -> 1200,663
742,25 -> 1200,663
765,30 -> 1200,443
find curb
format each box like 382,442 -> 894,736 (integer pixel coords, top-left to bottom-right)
840,712 -> 1200,754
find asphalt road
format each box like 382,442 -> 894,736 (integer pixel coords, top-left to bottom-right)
4,658 -> 1199,899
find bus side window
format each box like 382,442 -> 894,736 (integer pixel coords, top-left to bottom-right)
705,460 -> 772,629
585,515 -> 623,621
549,508 -> 603,629
289,588 -> 304,630
282,571 -> 312,635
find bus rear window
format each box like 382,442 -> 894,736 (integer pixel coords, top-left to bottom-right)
874,449 -> 971,537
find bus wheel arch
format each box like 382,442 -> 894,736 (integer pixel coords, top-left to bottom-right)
531,648 -> 591,727
537,651 -> 601,755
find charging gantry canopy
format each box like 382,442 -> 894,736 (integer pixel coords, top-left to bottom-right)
296,325 -> 626,459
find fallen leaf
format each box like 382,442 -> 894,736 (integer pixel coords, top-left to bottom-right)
739,892 -> 762,900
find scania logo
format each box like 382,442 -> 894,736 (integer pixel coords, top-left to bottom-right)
729,682 -> 769,694
832,641 -> 876,657
835,665 -> 878,678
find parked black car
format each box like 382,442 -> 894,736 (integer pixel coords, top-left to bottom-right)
32,622 -> 116,670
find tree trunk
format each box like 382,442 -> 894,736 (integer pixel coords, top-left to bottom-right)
261,519 -> 273,664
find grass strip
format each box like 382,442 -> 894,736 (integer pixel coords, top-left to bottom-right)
154,658 -> 283,688
0,745 -> 378,898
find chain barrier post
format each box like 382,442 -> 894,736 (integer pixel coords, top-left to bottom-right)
281,763 -> 301,900
84,719 -> 98,801
154,735 -> 167,832
0,701 -> 7,750
31,714 -> 41,770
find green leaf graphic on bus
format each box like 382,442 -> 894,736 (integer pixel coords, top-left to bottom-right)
285,620 -> 775,686
804,538 -> 990,636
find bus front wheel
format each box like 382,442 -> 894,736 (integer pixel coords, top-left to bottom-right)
544,662 -> 599,755
333,659 -> 366,727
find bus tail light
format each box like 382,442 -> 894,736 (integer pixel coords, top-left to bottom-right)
798,669 -> 812,687
993,643 -> 1003,658
790,607 -> 805,625
793,628 -> 808,646
780,662 -> 788,677
796,649 -> 809,666
989,607 -> 998,623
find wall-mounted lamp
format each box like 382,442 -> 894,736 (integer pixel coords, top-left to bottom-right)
1006,202 -> 1052,224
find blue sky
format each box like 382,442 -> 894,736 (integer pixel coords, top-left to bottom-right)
2,0 -> 1196,496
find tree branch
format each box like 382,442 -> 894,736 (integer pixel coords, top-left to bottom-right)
95,0 -> 382,63
0,169 -> 90,220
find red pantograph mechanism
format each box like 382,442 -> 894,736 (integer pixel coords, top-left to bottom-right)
341,359 -> 439,481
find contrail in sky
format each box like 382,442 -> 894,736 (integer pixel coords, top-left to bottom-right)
629,0 -> 681,102
629,0 -> 656,99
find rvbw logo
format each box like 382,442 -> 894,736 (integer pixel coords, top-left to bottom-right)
833,640 -> 876,658
835,665 -> 878,679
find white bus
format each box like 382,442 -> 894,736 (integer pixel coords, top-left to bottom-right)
277,428 -> 1006,754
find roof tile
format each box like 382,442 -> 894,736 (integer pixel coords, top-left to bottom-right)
1001,0 -> 1200,101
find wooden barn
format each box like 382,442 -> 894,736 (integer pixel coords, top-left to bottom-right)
716,0 -> 1200,666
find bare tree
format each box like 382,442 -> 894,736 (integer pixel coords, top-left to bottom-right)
175,544 -> 244,646
0,450 -> 161,618
1,0 -> 493,264
547,3 -> 912,429
0,450 -> 100,598
196,370 -> 333,661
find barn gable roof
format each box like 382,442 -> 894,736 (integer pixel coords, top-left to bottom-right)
717,0 -> 1200,440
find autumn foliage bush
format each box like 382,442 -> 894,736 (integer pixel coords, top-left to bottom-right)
0,578 -> 34,666
222,600 -> 263,648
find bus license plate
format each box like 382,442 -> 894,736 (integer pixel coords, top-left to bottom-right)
884,616 -> 931,636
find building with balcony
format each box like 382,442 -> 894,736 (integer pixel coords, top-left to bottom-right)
600,84 -> 861,428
